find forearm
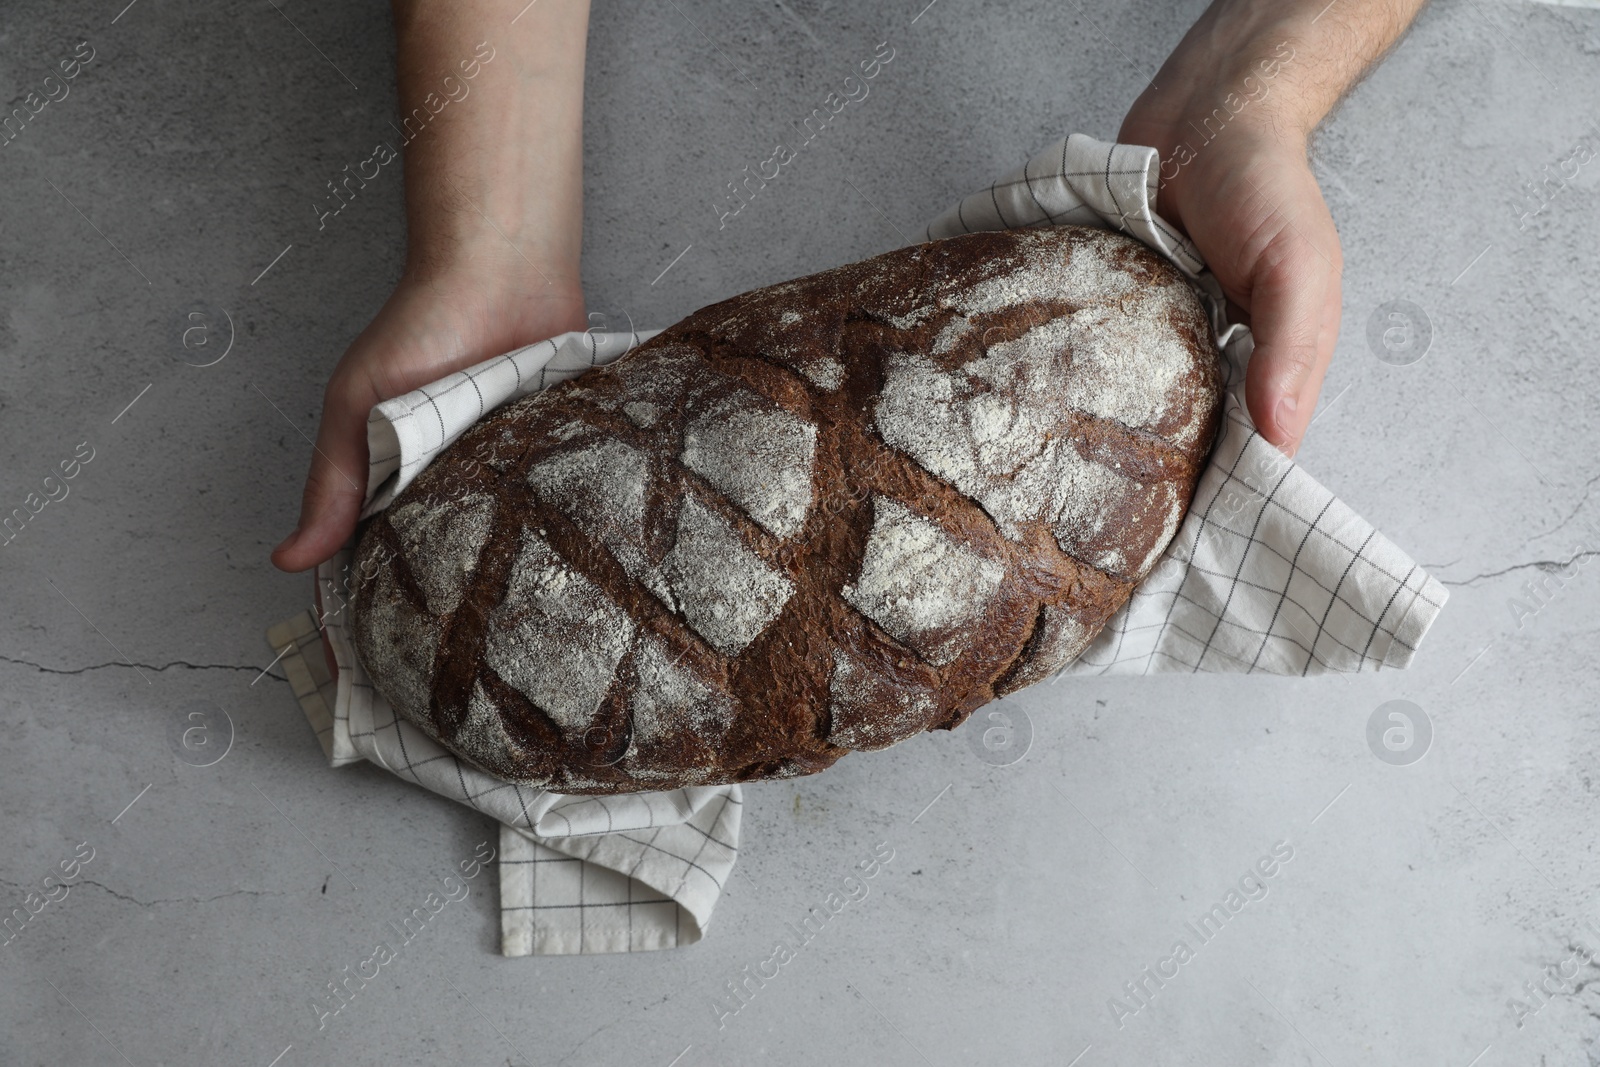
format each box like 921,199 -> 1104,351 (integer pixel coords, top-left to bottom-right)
390,0 -> 590,285
1126,0 -> 1429,147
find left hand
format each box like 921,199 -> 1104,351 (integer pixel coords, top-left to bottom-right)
1122,106 -> 1342,456
1119,12 -> 1350,456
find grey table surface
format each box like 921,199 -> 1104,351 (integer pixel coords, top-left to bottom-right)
2,0 -> 1598,1064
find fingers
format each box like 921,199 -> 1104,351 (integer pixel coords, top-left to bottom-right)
1241,194 -> 1342,456
270,375 -> 374,573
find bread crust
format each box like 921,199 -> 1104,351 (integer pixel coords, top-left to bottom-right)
350,226 -> 1223,794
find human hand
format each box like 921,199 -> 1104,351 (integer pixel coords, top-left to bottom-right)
270,0 -> 591,573
1121,100 -> 1341,456
1119,0 -> 1427,455
270,258 -> 585,573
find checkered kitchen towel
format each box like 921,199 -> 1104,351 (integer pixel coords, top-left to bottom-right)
266,133 -> 1446,956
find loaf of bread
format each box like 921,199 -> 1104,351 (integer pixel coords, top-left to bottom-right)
348,226 -> 1222,794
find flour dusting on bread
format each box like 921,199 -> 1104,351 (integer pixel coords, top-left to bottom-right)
356,562 -> 441,727
999,603 -> 1095,692
827,648 -> 938,751
843,496 -> 1005,667
390,493 -> 494,617
454,678 -> 531,770
525,435 -> 675,606
799,357 -> 845,391
681,388 -> 818,539
622,400 -> 658,428
626,633 -> 735,752
663,496 -> 795,656
484,529 -> 636,737
876,295 -> 1195,578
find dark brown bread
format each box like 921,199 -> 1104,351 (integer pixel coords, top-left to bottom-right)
349,226 -> 1223,794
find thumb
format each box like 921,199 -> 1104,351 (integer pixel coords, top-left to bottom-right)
1243,226 -> 1340,455
271,382 -> 373,573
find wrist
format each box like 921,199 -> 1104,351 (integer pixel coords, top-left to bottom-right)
1125,5 -> 1327,151
398,79 -> 584,290
1122,23 -> 1317,156
387,245 -> 588,363
403,185 -> 583,293
1124,0 -> 1427,159
391,0 -> 589,294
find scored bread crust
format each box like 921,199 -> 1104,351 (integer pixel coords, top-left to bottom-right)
349,226 -> 1223,794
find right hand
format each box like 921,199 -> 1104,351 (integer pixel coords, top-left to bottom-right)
270,253 -> 585,574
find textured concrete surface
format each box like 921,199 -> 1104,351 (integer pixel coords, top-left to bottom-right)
2,1 -> 1599,1064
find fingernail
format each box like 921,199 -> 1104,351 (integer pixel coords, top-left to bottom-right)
1273,395 -> 1298,441
274,529 -> 300,555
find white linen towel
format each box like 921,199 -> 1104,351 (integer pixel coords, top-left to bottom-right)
266,133 -> 1446,956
